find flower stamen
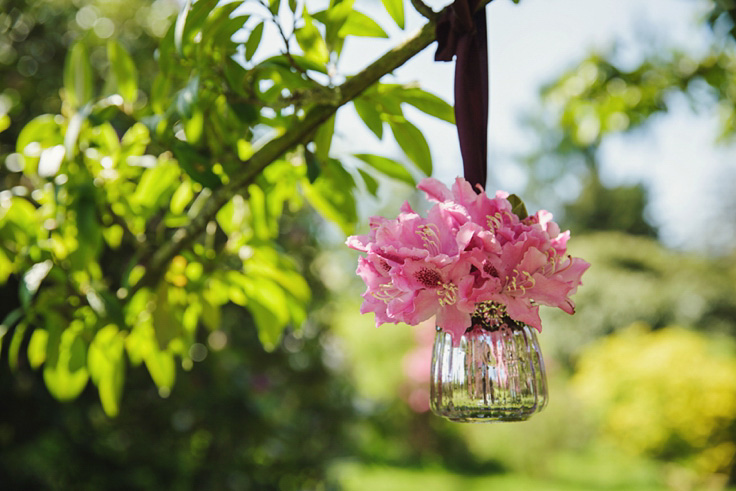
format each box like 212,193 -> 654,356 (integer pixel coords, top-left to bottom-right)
372,284 -> 399,303
416,223 -> 441,256
472,301 -> 508,329
437,282 -> 458,306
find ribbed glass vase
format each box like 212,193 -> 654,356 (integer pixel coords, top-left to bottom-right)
430,321 -> 548,422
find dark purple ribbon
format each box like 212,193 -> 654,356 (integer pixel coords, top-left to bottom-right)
435,0 -> 489,192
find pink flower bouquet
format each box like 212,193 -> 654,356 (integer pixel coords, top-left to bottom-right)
346,177 -> 590,342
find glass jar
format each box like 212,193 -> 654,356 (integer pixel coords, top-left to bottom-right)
430,320 -> 548,422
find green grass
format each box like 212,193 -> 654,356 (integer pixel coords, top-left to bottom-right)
332,462 -> 667,491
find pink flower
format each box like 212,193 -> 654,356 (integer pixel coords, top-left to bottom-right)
346,177 -> 589,342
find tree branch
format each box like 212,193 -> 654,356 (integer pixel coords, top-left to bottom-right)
410,0 -> 437,21
127,2 -> 483,298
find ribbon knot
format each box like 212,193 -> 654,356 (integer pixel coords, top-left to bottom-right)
435,0 -> 490,192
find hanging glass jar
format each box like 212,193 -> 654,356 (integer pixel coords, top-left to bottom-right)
430,313 -> 548,423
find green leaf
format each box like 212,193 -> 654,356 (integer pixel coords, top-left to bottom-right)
17,114 -> 63,151
248,183 -> 271,240
43,326 -> 89,401
0,114 -> 9,134
269,0 -> 281,15
144,347 -> 175,393
175,76 -> 199,119
260,54 -> 328,74
131,160 -> 182,214
174,0 -> 218,57
357,168 -> 379,196
241,275 -> 290,351
353,97 -> 383,139
388,119 -> 432,175
21,260 -> 53,309
184,108 -> 204,144
507,194 -> 529,220
174,0 -> 192,56
302,158 -> 357,235
27,328 -> 48,369
338,10 -> 388,38
400,87 -> 455,123
295,8 -> 330,65
75,190 -> 102,258
8,323 -> 27,371
0,308 -> 24,344
305,149 -> 321,183
245,22 -> 264,61
314,0 -> 354,52
382,0 -> 404,29
172,142 -> 222,188
314,114 -> 335,163
98,347 -> 125,417
63,42 -> 94,109
353,153 -> 415,186
203,4 -> 246,50
107,40 -> 138,104
170,180 -> 194,215
152,285 -> 181,350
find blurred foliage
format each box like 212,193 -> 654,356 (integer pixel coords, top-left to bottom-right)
0,0 -> 178,152
563,168 -> 656,237
520,2 -> 736,242
573,323 -> 736,478
0,0 -> 452,414
542,232 -> 736,364
0,302 -> 356,490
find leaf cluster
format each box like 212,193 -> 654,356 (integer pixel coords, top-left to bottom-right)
0,0 -> 455,414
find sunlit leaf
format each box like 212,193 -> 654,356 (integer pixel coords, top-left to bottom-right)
0,114 -> 9,134
338,10 -> 388,38
8,323 -> 27,371
388,119 -> 432,175
357,168 -> 379,196
43,326 -> 89,401
107,40 -> 138,104
302,158 -> 357,234
400,87 -> 455,123
313,0 -> 354,53
314,114 -> 335,163
131,160 -> 181,213
248,183 -> 271,240
27,328 -> 48,369
144,347 -> 176,392
88,325 -> 126,417
353,97 -> 383,139
175,0 -> 218,57
184,108 -> 204,144
382,0 -> 404,29
170,180 -> 194,215
241,275 -> 290,351
295,8 -> 330,65
353,153 -> 415,186
63,42 -> 94,109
